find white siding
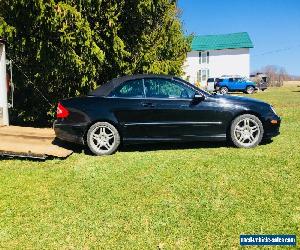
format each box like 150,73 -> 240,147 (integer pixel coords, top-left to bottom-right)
183,48 -> 250,86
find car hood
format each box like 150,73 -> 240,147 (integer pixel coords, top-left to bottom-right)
210,94 -> 269,106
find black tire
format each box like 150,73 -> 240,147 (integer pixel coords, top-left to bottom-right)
230,114 -> 264,148
220,87 -> 229,95
246,86 -> 255,94
86,122 -> 120,156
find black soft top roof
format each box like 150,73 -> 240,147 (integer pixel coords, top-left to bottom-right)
89,74 -> 175,97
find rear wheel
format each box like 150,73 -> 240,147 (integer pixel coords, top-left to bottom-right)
220,87 -> 229,95
87,122 -> 120,155
230,114 -> 264,148
246,86 -> 255,94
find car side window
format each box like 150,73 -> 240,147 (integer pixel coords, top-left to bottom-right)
229,78 -> 234,82
144,78 -> 195,99
109,79 -> 144,98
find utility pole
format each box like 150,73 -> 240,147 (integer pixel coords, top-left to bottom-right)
0,38 -> 9,126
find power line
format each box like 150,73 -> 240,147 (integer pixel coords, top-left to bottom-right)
252,44 -> 300,57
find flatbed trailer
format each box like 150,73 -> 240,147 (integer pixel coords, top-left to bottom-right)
0,126 -> 73,159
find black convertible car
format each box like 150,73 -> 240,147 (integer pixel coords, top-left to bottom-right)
54,74 -> 281,155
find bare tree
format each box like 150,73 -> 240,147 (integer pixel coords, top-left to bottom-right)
253,65 -> 292,86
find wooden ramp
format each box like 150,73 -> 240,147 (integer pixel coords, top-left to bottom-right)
0,126 -> 73,159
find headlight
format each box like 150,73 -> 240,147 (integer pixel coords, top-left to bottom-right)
270,105 -> 277,115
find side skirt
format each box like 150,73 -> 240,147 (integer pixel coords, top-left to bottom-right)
122,135 -> 227,144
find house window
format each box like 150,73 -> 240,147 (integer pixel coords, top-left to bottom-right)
199,51 -> 209,64
202,52 -> 207,64
201,69 -> 207,82
197,69 -> 209,83
197,70 -> 201,82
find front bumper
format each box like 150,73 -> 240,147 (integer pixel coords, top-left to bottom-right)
53,121 -> 87,145
263,115 -> 281,139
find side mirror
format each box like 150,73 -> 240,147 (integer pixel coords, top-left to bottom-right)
191,94 -> 205,104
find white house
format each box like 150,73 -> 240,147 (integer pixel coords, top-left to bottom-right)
183,32 -> 254,87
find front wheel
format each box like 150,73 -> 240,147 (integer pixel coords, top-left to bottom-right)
86,122 -> 120,156
246,86 -> 255,94
230,114 -> 264,148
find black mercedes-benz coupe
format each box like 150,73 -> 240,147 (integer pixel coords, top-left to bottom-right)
54,74 -> 281,155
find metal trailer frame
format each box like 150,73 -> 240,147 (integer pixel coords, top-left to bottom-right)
0,38 -> 9,126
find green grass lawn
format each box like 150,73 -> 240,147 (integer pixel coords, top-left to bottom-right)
1,86 -> 300,249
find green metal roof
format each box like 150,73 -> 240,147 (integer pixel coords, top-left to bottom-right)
191,32 -> 253,51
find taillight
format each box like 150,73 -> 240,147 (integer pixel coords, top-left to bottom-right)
57,102 -> 69,118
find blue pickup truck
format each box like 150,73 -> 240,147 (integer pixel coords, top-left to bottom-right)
215,77 -> 257,94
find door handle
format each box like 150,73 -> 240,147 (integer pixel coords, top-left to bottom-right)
180,104 -> 189,108
141,102 -> 156,108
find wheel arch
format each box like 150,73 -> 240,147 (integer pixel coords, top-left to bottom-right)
221,85 -> 229,89
83,119 -> 123,145
226,110 -> 265,138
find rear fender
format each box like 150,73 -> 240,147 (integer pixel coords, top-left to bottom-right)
82,113 -> 122,145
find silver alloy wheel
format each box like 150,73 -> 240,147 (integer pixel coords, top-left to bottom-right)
246,86 -> 255,94
220,87 -> 228,95
89,124 -> 116,154
233,117 -> 260,147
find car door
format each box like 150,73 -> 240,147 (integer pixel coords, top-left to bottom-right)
233,78 -> 245,91
240,79 -> 249,91
227,78 -> 237,91
108,79 -> 150,139
141,78 -> 224,140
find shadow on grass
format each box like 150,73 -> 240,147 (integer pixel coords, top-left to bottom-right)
0,139 -> 274,161
120,138 -> 274,152
53,138 -> 235,154
53,139 -> 234,155
53,137 -> 274,154
52,138 -> 91,155
49,137 -> 276,155
119,141 -> 229,152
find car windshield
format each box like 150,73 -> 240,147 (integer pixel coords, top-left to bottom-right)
234,78 -> 242,82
